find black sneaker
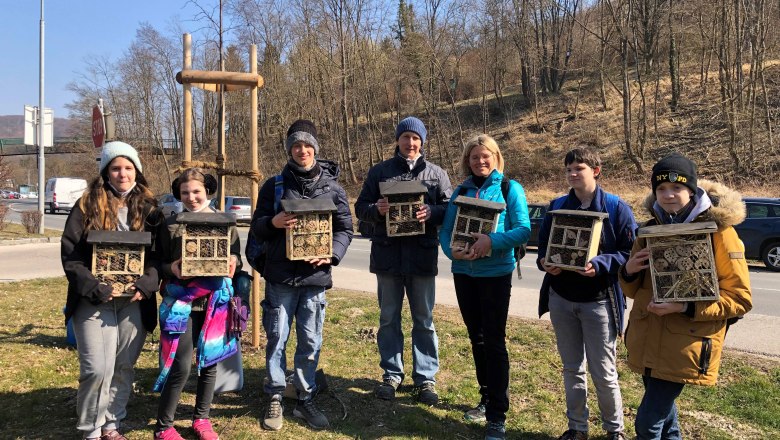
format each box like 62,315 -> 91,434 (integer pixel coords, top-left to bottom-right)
414,381 -> 439,405
262,394 -> 284,431
485,421 -> 506,440
293,398 -> 329,430
557,429 -> 588,440
375,378 -> 400,400
464,402 -> 487,422
607,432 -> 626,440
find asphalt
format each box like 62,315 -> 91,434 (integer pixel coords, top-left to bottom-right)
1,239 -> 779,358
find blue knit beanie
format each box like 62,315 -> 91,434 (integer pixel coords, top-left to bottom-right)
99,141 -> 143,174
395,117 -> 427,145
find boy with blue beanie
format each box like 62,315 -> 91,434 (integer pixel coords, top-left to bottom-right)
355,116 -> 452,405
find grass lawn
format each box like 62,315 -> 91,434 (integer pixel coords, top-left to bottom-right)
0,278 -> 778,439
0,222 -> 62,240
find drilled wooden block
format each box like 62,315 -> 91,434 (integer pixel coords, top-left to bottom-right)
380,180 -> 427,237
545,209 -> 608,271
450,195 -> 506,257
88,231 -> 151,297
281,199 -> 338,261
178,212 -> 236,277
638,222 -> 719,303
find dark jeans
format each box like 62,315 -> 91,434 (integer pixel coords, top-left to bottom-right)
635,375 -> 685,440
453,272 -> 512,423
156,311 -> 217,430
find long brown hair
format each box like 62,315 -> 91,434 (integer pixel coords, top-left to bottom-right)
80,160 -> 157,232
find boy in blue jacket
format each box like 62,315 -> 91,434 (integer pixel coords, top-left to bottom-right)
536,147 -> 637,440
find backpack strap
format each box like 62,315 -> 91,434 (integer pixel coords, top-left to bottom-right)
273,174 -> 284,212
603,192 -> 620,230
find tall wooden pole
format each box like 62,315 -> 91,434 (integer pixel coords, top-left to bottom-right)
249,44 -> 261,348
183,34 -> 192,163
216,2 -> 226,211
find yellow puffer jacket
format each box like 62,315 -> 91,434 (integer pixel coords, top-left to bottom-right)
619,180 -> 752,386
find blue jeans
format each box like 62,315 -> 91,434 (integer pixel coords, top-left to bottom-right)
262,282 -> 326,400
376,273 -> 439,386
635,376 -> 685,440
548,289 -> 624,433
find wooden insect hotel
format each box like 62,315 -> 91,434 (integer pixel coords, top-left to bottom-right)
88,231 -> 151,297
545,209 -> 608,270
637,222 -> 719,303
451,195 -> 506,256
282,199 -> 337,260
380,180 -> 427,237
178,212 -> 235,277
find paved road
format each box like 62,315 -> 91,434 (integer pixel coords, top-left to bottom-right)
3,199 -> 780,357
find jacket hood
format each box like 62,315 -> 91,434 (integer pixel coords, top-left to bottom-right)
642,178 -> 745,227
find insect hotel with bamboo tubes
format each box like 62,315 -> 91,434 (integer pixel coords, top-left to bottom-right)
451,195 -> 506,257
178,212 -> 236,277
637,222 -> 720,303
89,231 -> 151,297
545,209 -> 609,271
282,199 -> 337,260
380,180 -> 427,237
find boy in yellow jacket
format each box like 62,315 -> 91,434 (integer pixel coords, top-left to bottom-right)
619,153 -> 752,439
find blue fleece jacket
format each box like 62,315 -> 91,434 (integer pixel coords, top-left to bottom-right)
439,170 -> 531,277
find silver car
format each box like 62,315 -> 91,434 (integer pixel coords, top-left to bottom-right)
159,193 -> 184,217
211,196 -> 252,223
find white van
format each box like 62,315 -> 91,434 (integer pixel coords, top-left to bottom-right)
45,177 -> 88,214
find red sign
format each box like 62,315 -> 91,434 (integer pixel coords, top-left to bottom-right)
92,105 -> 105,148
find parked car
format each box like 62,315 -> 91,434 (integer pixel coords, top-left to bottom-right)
734,197 -> 780,271
527,203 -> 548,247
211,196 -> 252,223
45,177 -> 88,214
0,190 -> 10,199
158,193 -> 184,217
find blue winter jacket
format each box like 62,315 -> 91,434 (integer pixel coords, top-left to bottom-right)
439,170 -> 531,277
536,185 -> 637,336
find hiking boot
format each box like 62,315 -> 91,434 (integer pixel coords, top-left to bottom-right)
153,427 -> 185,440
557,429 -> 588,440
607,432 -> 626,440
375,378 -> 400,400
464,402 -> 487,422
414,381 -> 439,405
293,399 -> 329,430
192,419 -> 219,440
262,394 -> 284,431
485,421 -> 506,440
101,431 -> 128,440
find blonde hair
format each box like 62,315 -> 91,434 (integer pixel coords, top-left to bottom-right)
460,134 -> 505,177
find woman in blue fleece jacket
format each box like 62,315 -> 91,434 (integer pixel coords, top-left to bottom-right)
439,134 -> 531,440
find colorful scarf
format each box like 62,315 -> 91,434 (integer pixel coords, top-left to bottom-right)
153,277 -> 239,392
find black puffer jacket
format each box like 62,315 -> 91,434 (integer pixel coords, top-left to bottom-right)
250,159 -> 353,288
354,150 -> 452,276
61,200 -> 163,332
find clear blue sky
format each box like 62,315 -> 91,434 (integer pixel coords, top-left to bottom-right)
0,0 -> 204,118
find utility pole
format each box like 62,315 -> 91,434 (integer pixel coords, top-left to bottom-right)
37,0 -> 45,234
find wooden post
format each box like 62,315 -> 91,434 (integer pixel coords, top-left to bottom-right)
183,34 -> 192,163
250,44 -> 261,348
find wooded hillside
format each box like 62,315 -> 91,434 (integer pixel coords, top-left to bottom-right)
46,0 -> 780,197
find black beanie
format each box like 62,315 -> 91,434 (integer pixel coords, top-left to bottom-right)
651,153 -> 698,194
285,119 -> 319,155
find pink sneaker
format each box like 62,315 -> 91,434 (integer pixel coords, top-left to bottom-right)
154,427 -> 185,440
192,419 -> 219,440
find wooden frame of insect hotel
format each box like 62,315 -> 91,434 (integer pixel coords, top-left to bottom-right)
281,199 -> 338,260
88,231 -> 151,297
178,212 -> 236,277
545,209 -> 608,271
637,222 -> 719,303
451,195 -> 506,257
380,180 -> 427,237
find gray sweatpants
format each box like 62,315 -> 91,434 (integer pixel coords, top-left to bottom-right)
72,297 -> 146,438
